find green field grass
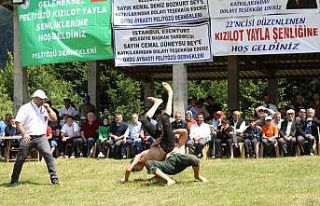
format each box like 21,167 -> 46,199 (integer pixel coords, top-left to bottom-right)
1,156 -> 320,206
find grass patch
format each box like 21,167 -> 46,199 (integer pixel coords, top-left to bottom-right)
1,156 -> 320,206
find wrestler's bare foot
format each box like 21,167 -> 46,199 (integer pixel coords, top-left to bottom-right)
167,179 -> 176,186
195,176 -> 208,183
147,97 -> 163,105
120,177 -> 128,183
162,82 -> 173,95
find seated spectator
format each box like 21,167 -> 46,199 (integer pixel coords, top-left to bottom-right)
279,109 -> 297,156
61,116 -> 83,158
261,116 -> 279,157
296,108 -> 320,155
97,117 -> 111,158
243,117 -> 261,158
171,111 -> 187,130
187,113 -> 211,158
259,94 -> 278,112
185,111 -> 197,130
109,114 -> 128,159
79,95 -> 96,121
5,117 -> 20,149
59,98 -> 79,123
122,114 -> 143,157
229,110 -> 246,147
46,126 -> 54,153
215,120 -> 235,158
272,112 -> 283,130
48,121 -> 61,155
207,111 -> 223,157
81,112 -> 99,157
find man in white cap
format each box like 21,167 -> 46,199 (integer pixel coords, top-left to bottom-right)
10,89 -> 59,187
279,109 -> 297,156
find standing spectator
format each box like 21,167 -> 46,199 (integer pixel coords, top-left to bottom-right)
81,112 -> 99,157
243,117 -> 261,158
123,114 -> 143,157
196,99 -> 210,121
309,92 -> 320,117
61,115 -> 82,158
109,114 -> 128,159
46,101 -> 60,124
187,97 -> 198,118
187,113 -> 211,158
279,109 -> 297,156
79,95 -> 96,122
59,98 -> 78,123
206,96 -> 222,119
215,120 -> 235,158
261,116 -> 279,157
292,94 -> 308,113
97,117 -> 111,158
10,89 -> 59,186
171,111 -> 187,130
260,94 -> 278,112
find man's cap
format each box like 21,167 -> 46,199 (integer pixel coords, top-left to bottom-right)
265,116 -> 272,121
31,89 -> 48,99
286,109 -> 295,114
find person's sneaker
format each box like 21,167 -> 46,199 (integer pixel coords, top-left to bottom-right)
51,178 -> 60,185
98,152 -> 105,158
310,152 -> 315,156
80,153 -> 83,157
10,181 -> 19,187
122,155 -> 127,159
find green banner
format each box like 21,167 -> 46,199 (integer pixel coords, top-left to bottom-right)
18,0 -> 113,67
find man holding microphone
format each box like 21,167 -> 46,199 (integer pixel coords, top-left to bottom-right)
10,89 -> 59,187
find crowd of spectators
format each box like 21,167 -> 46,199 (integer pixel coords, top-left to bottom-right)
1,92 -> 320,160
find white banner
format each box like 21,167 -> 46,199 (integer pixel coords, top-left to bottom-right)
114,23 -> 212,66
210,0 -> 320,18
113,0 -> 209,26
211,13 -> 320,56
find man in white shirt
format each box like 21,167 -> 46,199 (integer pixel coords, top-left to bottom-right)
187,113 -> 211,158
123,114 -> 143,157
11,89 -> 59,187
59,98 -> 78,122
61,115 -> 83,158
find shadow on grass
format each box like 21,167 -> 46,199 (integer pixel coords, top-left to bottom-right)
0,180 -> 44,188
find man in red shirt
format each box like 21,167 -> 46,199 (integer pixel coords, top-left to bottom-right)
81,112 -> 99,157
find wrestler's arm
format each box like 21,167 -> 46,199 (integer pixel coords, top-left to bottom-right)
121,151 -> 147,182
